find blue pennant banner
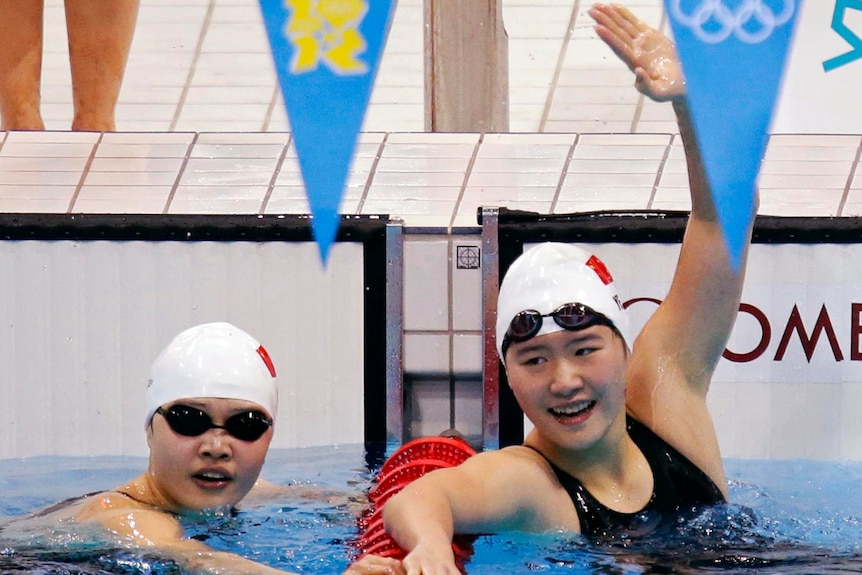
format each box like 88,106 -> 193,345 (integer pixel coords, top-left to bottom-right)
664,0 -> 802,270
259,0 -> 395,263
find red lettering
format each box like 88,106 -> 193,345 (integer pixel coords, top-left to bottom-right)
621,299 -> 861,363
853,303 -> 862,361
623,297 -> 661,310
723,304 -> 770,363
774,304 -> 843,362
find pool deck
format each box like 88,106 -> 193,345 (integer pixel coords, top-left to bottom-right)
36,0 -> 678,134
0,0 -> 853,222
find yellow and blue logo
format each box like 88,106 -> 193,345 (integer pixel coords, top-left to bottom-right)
259,0 -> 395,262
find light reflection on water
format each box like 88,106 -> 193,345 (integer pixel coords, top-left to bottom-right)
1,446 -> 862,574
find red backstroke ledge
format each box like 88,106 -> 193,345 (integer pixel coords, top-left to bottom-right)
353,435 -> 478,570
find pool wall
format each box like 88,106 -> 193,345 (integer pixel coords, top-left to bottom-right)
481,209 -> 862,460
0,131 -> 860,461
0,211 -> 398,459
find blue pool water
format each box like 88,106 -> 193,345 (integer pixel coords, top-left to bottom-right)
2,445 -> 862,574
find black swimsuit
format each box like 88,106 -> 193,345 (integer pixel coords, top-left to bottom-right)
528,416 -> 725,539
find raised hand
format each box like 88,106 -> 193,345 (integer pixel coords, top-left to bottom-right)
589,3 -> 686,102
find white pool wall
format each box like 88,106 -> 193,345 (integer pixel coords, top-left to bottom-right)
2,0 -> 860,459
1,131 -> 860,460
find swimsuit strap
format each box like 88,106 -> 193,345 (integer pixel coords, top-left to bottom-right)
523,443 -> 635,536
625,417 -> 724,509
28,491 -> 102,518
524,416 -> 725,537
113,489 -> 153,507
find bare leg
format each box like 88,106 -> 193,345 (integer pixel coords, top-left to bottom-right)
0,1 -> 46,130
65,0 -> 140,131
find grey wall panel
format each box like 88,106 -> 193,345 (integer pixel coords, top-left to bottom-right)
0,240 -> 364,458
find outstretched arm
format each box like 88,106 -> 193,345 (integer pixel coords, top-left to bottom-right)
590,3 -> 744,385
80,494 -> 397,575
85,505 -> 301,575
383,450 -> 555,575
590,3 -> 757,492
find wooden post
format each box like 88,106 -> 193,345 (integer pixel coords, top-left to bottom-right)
424,0 -> 509,132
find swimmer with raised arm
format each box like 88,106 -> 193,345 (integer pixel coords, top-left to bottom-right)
380,4 -> 757,573
16,322 -> 402,575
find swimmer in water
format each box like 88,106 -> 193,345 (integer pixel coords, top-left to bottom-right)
377,4 -> 758,573
19,322 -> 404,575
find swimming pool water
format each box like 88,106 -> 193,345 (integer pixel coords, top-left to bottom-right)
2,445 -> 862,574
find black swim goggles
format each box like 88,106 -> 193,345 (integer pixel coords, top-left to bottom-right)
156,404 -> 272,442
502,303 -> 614,356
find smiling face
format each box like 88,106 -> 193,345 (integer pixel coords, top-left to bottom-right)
505,325 -> 628,456
145,397 -> 273,514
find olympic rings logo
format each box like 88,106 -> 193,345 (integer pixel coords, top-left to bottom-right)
669,0 -> 795,44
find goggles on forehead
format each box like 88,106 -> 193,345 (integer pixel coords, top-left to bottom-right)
156,404 -> 272,442
502,302 -> 614,357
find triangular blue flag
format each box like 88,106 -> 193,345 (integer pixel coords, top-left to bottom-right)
664,1 -> 802,270
259,0 -> 395,263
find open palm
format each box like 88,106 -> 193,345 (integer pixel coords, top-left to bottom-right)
589,3 -> 686,102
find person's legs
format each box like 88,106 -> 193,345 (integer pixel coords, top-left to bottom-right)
0,1 -> 46,130
65,0 -> 140,131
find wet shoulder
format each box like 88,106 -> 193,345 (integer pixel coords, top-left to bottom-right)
468,445 -> 561,485
24,490 -> 105,521
73,489 -> 155,522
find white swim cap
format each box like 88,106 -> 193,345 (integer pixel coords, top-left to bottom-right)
496,243 -> 630,360
145,322 -> 278,427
